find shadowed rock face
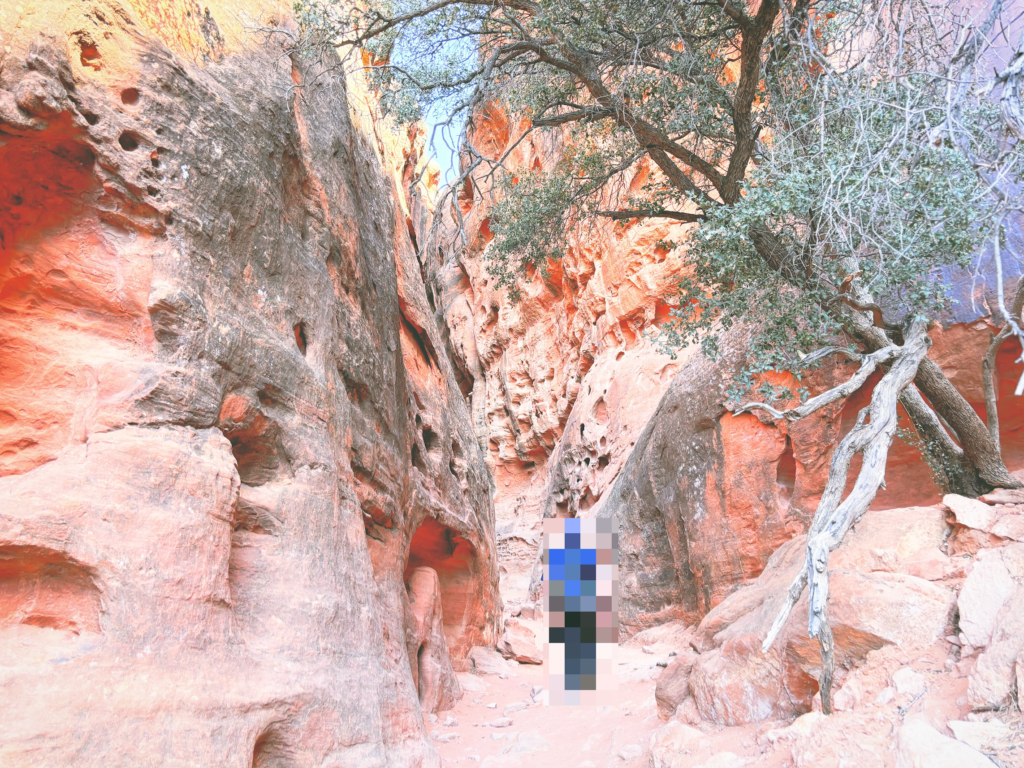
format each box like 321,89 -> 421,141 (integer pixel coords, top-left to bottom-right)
0,1 -> 498,764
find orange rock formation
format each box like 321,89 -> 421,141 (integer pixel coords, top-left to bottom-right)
0,1 -> 499,764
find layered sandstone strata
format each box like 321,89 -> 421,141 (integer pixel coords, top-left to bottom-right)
0,2 -> 498,764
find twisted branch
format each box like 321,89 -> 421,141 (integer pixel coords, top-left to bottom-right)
758,320 -> 932,713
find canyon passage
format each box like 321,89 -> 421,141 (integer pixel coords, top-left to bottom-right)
1,1 -> 1023,767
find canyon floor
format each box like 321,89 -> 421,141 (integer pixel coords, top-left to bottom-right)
429,621 -> 1024,768
427,501 -> 1024,768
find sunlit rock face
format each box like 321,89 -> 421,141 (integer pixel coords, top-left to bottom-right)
0,2 -> 499,764
426,101 -> 1024,633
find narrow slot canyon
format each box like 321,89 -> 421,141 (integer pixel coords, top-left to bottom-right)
0,1 -> 1023,767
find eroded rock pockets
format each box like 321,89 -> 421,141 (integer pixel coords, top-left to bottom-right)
405,516 -> 482,661
0,546 -> 101,635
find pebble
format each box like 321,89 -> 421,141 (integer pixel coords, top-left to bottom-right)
444,715 -> 458,727
503,701 -> 528,716
619,743 -> 643,760
486,702 -> 497,709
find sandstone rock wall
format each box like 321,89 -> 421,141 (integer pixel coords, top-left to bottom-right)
0,2 -> 498,764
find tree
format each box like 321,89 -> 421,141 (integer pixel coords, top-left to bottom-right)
294,0 -> 1024,711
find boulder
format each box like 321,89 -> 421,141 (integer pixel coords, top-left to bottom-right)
497,618 -> 543,664
957,543 -> 1024,649
649,721 -> 705,768
895,720 -> 998,768
944,494 -> 1024,554
968,585 -> 1024,709
690,509 -> 956,725
944,494 -> 999,531
655,651 -> 698,719
470,646 -> 511,678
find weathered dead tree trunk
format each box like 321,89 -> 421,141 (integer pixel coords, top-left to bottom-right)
748,319 -> 932,713
983,235 -> 1024,448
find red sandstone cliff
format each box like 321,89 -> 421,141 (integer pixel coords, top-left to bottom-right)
0,2 -> 499,764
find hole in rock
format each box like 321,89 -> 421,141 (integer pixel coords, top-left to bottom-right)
777,437 -> 796,505
405,517 -> 478,656
82,112 -> 100,125
251,725 -> 291,768
411,443 -> 426,472
422,427 -> 440,454
220,395 -> 288,487
292,323 -> 307,356
479,217 -> 494,244
414,641 -> 428,698
598,454 -> 610,470
341,372 -> 369,406
120,88 -> 140,106
458,176 -> 475,213
449,459 -> 459,478
118,132 -> 139,151
0,546 -> 101,634
150,153 -> 160,168
79,42 -> 101,69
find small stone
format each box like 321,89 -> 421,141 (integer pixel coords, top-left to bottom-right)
444,715 -> 458,727
618,743 -> 643,760
642,646 -> 655,654
486,702 -> 497,709
503,701 -> 528,716
510,730 -> 551,754
892,668 -> 926,697
433,732 -> 458,743
426,713 -> 438,724
875,687 -> 895,705
488,717 -> 513,728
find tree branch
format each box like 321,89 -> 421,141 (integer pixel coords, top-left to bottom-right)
595,208 -> 704,222
762,320 -> 933,714
736,344 -> 899,423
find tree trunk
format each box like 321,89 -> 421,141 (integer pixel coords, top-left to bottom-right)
760,320 -> 933,713
844,305 -> 1019,494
